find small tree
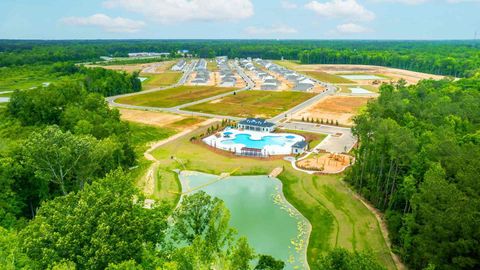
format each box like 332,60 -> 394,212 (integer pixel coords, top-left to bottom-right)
302,117 -> 305,122
335,120 -> 339,126
321,119 -> 324,124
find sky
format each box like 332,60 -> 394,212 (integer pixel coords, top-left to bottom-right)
0,0 -> 479,40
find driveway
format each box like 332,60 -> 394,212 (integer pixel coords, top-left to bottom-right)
278,121 -> 357,153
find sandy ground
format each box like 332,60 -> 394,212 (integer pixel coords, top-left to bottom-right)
291,64 -> 444,85
293,96 -> 373,126
86,60 -> 176,74
119,108 -> 187,127
297,153 -> 352,173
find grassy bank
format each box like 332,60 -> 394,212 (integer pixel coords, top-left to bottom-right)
149,124 -> 395,269
142,72 -> 182,89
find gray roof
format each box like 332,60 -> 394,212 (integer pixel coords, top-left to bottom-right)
239,118 -> 275,128
292,141 -> 308,148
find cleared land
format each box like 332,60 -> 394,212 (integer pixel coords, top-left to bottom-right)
147,123 -> 395,269
293,96 -> 373,126
142,72 -> 182,89
118,109 -> 205,131
184,90 -> 316,118
276,61 -> 444,85
339,85 -> 379,94
115,85 -> 237,108
297,153 -> 352,173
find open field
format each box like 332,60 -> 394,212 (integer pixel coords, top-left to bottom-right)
293,96 -> 374,126
148,123 -> 395,269
0,66 -> 62,91
142,72 -> 182,89
85,60 -> 176,74
118,108 -> 205,131
304,71 -> 355,84
184,90 -> 316,118
276,61 -> 444,85
115,85 -> 238,108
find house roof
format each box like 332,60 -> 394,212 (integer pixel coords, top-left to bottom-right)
239,118 -> 275,128
292,141 -> 308,148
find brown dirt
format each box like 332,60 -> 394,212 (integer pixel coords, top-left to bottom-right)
119,108 -> 186,127
297,153 -> 352,173
291,64 -> 444,85
294,96 -> 373,126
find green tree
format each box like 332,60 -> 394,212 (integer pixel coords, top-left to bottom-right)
255,255 -> 285,270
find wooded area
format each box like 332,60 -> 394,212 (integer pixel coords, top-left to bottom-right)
347,77 -> 480,269
1,40 -> 479,77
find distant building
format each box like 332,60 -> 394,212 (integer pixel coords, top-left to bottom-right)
238,118 -> 276,132
172,59 -> 186,71
292,141 -> 308,154
128,52 -> 169,58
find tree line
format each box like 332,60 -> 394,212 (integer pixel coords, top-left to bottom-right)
1,40 -> 479,77
346,75 -> 480,269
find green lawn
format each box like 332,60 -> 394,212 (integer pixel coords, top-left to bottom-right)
273,60 -> 302,70
142,72 -> 182,90
115,85 -> 237,108
207,61 -> 219,72
184,90 -> 316,118
0,92 -> 13,97
304,71 -> 355,84
149,123 -> 396,269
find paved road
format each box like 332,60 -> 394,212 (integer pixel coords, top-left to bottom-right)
278,121 -> 357,153
107,60 -> 254,120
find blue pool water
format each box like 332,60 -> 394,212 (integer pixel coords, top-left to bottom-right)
222,134 -> 292,149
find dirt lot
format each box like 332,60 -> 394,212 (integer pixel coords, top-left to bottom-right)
297,153 -> 352,173
293,96 -> 373,126
290,63 -> 444,85
118,108 -> 205,131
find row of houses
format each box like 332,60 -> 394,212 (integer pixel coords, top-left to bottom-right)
191,59 -> 210,85
216,57 -> 237,87
238,58 -> 280,90
257,59 -> 316,91
171,59 -> 186,71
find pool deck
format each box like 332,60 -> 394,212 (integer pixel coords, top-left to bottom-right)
203,128 -> 305,156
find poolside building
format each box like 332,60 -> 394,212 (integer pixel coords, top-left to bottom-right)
238,118 -> 276,132
292,141 -> 308,154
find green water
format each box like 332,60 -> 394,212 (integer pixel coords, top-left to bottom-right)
179,171 -> 310,270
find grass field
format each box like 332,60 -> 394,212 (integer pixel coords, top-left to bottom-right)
184,90 -> 316,118
148,123 -> 395,269
278,129 -> 327,149
0,65 -> 63,91
0,92 -> 13,97
273,60 -> 302,70
115,85 -> 237,108
142,72 -> 182,90
304,71 -> 355,84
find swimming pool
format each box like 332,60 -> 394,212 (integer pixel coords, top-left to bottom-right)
222,134 -> 292,149
203,128 -> 305,155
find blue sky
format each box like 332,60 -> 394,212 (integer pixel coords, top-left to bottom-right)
0,0 -> 479,39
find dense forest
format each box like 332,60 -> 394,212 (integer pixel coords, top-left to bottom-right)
1,40 -> 479,77
346,76 -> 480,269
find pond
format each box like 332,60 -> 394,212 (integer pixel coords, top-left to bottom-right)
178,171 -> 310,270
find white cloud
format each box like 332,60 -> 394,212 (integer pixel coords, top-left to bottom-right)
305,0 -> 375,21
103,0 -> 254,24
373,0 -> 479,4
281,0 -> 298,9
336,23 -> 371,33
62,14 -> 145,33
244,25 -> 298,36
